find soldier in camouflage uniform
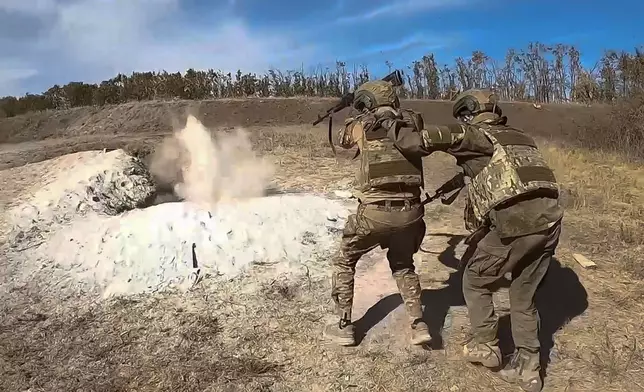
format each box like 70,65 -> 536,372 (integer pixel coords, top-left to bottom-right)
378,89 -> 563,392
322,80 -> 432,347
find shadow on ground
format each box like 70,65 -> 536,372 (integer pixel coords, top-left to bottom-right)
497,257 -> 589,376
351,234 -> 589,375
352,234 -> 465,346
420,234 -> 467,349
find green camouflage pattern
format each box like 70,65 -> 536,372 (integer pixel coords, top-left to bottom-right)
420,123 -> 466,148
467,126 -> 559,228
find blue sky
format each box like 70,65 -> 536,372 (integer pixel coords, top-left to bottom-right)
0,0 -> 642,96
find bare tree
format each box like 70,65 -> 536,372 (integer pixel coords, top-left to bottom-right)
3,43 -> 644,118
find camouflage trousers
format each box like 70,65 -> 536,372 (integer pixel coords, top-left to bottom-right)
331,201 -> 426,322
461,219 -> 562,352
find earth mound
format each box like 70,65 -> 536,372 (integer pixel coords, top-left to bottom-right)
32,194 -> 348,298
7,149 -> 156,247
5,116 -> 352,299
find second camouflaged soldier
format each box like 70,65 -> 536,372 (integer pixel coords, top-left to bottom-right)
322,80 -> 432,347
379,89 -> 563,392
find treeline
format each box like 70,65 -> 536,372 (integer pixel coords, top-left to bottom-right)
1,42 -> 643,118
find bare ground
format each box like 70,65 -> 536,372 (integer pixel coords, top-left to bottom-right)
0,100 -> 643,392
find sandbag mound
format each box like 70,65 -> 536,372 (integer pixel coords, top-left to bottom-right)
25,194 -> 349,298
8,149 -> 156,246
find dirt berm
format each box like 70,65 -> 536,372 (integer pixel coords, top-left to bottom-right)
0,98 -> 606,145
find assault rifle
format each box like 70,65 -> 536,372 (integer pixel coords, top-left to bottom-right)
312,70 -> 404,156
421,172 -> 466,206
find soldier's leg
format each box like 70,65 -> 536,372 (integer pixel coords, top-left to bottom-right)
461,229 -> 509,368
325,206 -> 379,346
383,209 -> 432,345
498,220 -> 561,392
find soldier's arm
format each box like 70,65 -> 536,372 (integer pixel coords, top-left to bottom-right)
385,119 -> 465,158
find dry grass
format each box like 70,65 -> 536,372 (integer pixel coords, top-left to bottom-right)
0,281 -> 288,392
568,93 -> 644,160
543,144 -> 644,276
0,268 -> 467,392
2,98 -> 644,391
3,135 -> 643,391
527,141 -> 644,391
245,126 -> 357,193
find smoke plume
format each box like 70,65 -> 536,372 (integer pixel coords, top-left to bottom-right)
149,115 -> 274,208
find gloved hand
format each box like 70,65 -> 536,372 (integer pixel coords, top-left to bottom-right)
372,106 -> 399,121
337,117 -> 358,149
337,116 -> 369,149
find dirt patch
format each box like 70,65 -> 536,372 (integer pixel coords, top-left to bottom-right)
0,97 -> 606,145
1,101 -> 643,391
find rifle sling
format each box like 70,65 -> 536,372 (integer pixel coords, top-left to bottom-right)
328,115 -> 337,157
441,185 -> 464,205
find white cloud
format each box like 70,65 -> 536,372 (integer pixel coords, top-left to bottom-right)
0,65 -> 38,97
0,0 -> 58,15
357,34 -> 451,58
0,55 -> 40,96
312,32 -> 456,70
0,0 -> 321,96
0,68 -> 38,84
336,0 -> 472,24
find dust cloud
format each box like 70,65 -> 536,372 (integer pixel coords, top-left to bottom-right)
149,115 -> 274,208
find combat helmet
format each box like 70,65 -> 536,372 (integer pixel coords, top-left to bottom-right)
452,89 -> 502,119
353,80 -> 400,112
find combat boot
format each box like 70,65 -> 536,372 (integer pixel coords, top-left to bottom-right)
394,274 -> 431,345
498,349 -> 543,392
462,338 -> 502,368
410,318 -> 432,345
323,318 -> 355,346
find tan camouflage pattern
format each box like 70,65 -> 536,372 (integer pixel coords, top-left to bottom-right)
354,80 -> 399,108
372,105 -> 400,119
453,89 -> 499,107
354,121 -> 423,195
331,103 -> 426,323
336,109 -> 423,203
467,126 -> 559,229
331,204 -> 426,321
393,273 -> 424,319
420,123 -> 466,148
336,117 -> 363,149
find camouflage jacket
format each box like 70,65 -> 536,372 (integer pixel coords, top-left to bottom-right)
386,113 -> 563,238
340,108 -> 424,205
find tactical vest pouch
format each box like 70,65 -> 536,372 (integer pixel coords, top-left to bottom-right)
356,139 -> 423,192
351,107 -> 423,193
467,127 -> 559,224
